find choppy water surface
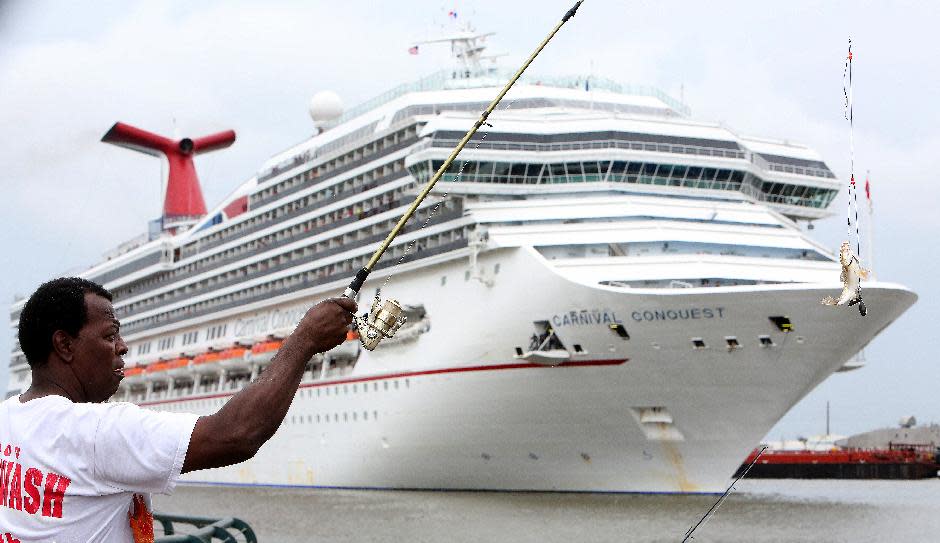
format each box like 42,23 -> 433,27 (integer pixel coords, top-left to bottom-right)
154,479 -> 940,542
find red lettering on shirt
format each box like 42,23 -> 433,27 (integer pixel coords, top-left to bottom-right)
22,468 -> 42,515
7,463 -> 21,511
41,472 -> 70,519
0,460 -> 11,507
4,533 -> 20,543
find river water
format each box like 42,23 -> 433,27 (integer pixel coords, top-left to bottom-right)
153,478 -> 940,542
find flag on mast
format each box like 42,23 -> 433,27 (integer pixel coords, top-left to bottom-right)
865,172 -> 872,212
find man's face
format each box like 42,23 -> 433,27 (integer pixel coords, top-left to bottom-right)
70,293 -> 127,402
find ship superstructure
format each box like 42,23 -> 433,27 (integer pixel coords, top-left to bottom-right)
6,30 -> 915,493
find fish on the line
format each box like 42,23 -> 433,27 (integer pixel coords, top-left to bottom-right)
820,241 -> 869,316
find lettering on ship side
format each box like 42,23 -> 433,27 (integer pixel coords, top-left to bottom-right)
552,310 -> 624,327
629,307 -> 726,322
234,304 -> 309,337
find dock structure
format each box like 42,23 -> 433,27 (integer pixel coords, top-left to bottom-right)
735,446 -> 940,479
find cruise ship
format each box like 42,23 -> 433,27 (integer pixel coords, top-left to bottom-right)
6,29 -> 916,493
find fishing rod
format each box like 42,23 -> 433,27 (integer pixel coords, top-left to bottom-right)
342,0 -> 585,350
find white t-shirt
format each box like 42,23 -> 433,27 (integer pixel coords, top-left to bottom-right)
0,395 -> 199,542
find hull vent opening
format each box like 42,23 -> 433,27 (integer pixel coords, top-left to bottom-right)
758,335 -> 775,347
691,338 -> 707,350
608,323 -> 630,340
630,407 -> 684,441
769,316 -> 793,332
725,337 -> 741,351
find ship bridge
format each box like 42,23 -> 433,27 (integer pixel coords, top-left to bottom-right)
406,107 -> 838,222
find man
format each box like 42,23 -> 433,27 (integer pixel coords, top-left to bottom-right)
1,277 -> 356,541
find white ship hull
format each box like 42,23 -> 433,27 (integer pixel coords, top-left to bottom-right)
7,54 -> 915,493
133,247 -> 914,493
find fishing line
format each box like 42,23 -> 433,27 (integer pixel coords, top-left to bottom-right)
377,96 -> 523,295
843,38 -> 862,261
681,445 -> 768,542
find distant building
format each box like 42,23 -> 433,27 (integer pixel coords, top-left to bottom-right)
836,417 -> 940,449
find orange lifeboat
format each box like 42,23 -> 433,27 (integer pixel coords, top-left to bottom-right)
145,361 -> 170,375
219,346 -> 249,369
192,351 -> 222,374
250,340 -> 283,364
123,366 -> 146,382
165,357 -> 191,377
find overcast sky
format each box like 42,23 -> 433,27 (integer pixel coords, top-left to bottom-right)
1,0 -> 937,439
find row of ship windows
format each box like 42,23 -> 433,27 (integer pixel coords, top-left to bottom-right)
287,411 -> 379,425
121,225 -> 471,333
114,178 -> 413,306
413,160 -> 838,209
429,134 -> 745,162
183,157 -> 408,260
135,378 -> 413,414
388,98 -> 682,127
691,335 -> 776,350
538,242 -> 829,262
431,130 -> 832,179
256,123 -> 417,186
115,203 -> 461,320
134,324 -> 227,356
114,178 -> 418,305
158,402 -> 381,426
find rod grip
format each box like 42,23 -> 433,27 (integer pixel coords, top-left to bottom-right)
345,268 -> 371,298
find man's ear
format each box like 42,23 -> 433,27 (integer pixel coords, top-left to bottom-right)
51,330 -> 75,363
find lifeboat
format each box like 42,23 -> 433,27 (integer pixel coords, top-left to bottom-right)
123,366 -> 146,384
325,329 -> 361,360
250,340 -> 283,364
165,357 -> 191,377
192,351 -> 222,374
513,349 -> 571,366
144,361 -> 171,381
218,346 -> 250,371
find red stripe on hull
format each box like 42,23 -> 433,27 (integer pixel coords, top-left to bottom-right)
137,358 -> 628,407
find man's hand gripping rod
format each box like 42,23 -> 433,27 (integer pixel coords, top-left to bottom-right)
342,0 -> 584,350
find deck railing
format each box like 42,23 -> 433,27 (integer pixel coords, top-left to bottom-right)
154,513 -> 257,542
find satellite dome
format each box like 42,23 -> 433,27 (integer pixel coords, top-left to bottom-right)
309,91 -> 343,127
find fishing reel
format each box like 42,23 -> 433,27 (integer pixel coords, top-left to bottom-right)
354,294 -> 407,351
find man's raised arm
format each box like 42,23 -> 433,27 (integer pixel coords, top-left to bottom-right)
181,297 -> 356,473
